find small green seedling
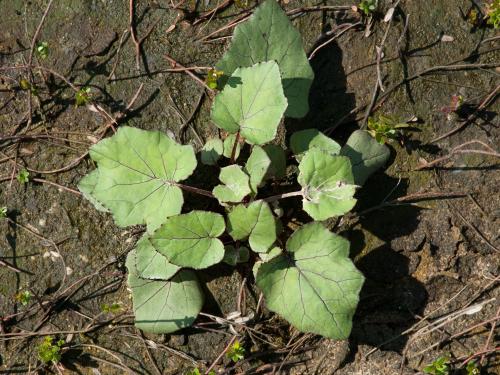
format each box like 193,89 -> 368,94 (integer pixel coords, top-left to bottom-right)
0,206 -> 7,218
75,87 -> 91,107
15,290 -> 32,306
17,169 -> 30,184
486,0 -> 500,28
465,360 -> 480,375
367,114 -> 411,144
38,336 -> 65,364
423,356 -> 451,375
79,0 -> 391,341
226,340 -> 245,362
19,78 -> 38,95
101,302 -> 122,314
205,68 -> 224,89
358,0 -> 378,15
36,41 -> 49,59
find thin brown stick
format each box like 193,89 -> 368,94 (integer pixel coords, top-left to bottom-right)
357,191 -> 468,216
415,140 -> 500,170
480,306 -> 500,365
129,0 -> 141,69
0,258 -> 28,274
139,331 -> 162,375
108,30 -> 129,80
31,178 -> 81,196
193,0 -> 233,26
25,0 -> 55,128
205,335 -> 237,375
165,54 -> 214,92
362,1 -> 399,127
308,22 -> 361,60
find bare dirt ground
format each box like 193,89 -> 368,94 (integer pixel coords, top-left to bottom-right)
0,0 -> 499,374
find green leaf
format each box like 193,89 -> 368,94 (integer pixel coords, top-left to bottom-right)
223,245 -> 250,266
77,170 -> 109,213
245,146 -> 271,194
150,211 -> 225,269
200,138 -> 223,166
256,222 -> 364,339
86,126 -> 197,232
211,61 -> 287,145
216,0 -> 314,118
298,149 -> 357,221
126,250 -> 204,334
134,235 -> 179,280
340,130 -> 390,185
245,145 -> 286,194
223,134 -> 241,160
262,144 -> 286,179
227,200 -> 277,253
213,165 -> 251,203
290,129 -> 341,160
261,246 -> 282,262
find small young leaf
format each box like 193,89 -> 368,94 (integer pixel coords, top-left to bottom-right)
262,144 -> 286,179
227,200 -> 277,253
340,130 -> 390,185
298,149 -> 357,220
17,169 -> 30,184
134,235 -> 179,280
290,129 -> 341,160
222,134 -> 241,160
126,250 -> 204,334
86,127 -> 197,232
77,170 -> 109,213
150,211 -> 225,269
211,61 -> 288,145
200,138 -> 223,166
245,145 -> 286,194
223,245 -> 250,266
256,222 -> 364,339
245,146 -> 271,194
213,165 -> 251,203
216,0 -> 314,118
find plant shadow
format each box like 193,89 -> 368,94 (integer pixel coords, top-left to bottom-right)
284,40 -> 357,143
343,172 -> 429,353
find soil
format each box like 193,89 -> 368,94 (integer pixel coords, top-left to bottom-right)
0,0 -> 499,374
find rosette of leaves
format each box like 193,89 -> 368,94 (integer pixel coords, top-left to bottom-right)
79,0 -> 390,339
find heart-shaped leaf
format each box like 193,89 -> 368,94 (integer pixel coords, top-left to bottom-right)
290,129 -> 341,161
134,235 -> 179,280
126,250 -> 204,334
340,130 -> 390,185
298,149 -> 357,220
213,165 -> 251,203
86,126 -> 197,232
211,61 -> 287,145
150,211 -> 225,269
227,200 -> 277,253
256,222 -> 364,339
216,0 -> 314,118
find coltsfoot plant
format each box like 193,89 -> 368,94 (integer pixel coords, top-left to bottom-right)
79,0 -> 390,340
